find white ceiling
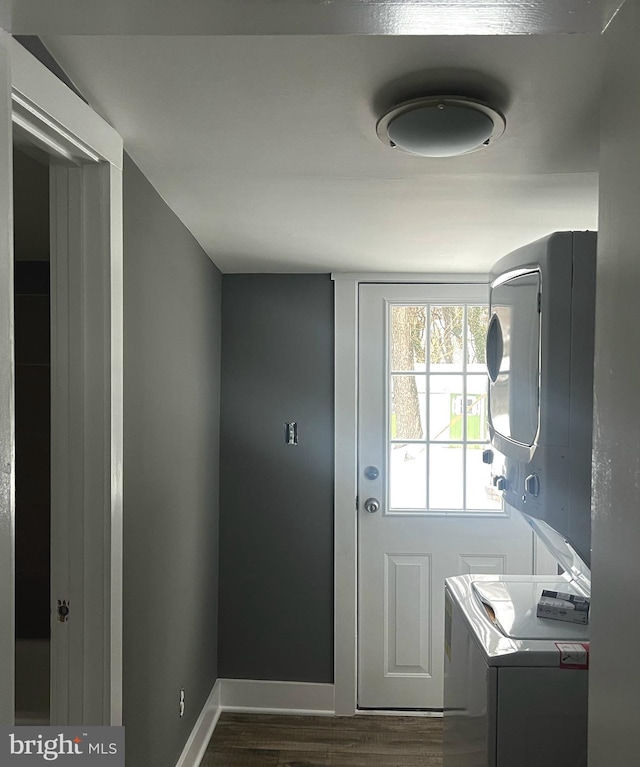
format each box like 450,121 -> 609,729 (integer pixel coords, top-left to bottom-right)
43,33 -> 602,273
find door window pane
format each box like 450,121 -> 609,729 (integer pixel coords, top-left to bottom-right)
389,443 -> 427,509
467,305 -> 489,372
430,306 -> 463,371
391,375 -> 426,440
390,306 -> 426,373
429,375 -> 463,441
466,375 -> 489,442
429,444 -> 463,509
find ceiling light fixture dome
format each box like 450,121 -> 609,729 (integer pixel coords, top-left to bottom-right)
376,95 -> 506,158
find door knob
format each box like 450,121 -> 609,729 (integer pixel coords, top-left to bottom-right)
364,498 -> 380,514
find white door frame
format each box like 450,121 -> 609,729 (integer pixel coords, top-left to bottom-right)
0,32 -> 124,725
332,272 -> 487,716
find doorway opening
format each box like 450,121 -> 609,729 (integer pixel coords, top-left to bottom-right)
1,36 -> 126,725
13,145 -> 51,726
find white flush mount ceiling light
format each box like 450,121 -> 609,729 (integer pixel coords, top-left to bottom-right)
376,96 -> 506,158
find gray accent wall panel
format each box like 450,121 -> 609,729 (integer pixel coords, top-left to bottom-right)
123,155 -> 221,767
219,274 -> 334,683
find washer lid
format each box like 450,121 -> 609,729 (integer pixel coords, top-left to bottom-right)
472,580 -> 590,641
521,513 -> 591,596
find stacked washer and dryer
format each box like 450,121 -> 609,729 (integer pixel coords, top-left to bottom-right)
443,232 -> 597,767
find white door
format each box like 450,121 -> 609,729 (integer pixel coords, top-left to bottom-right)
358,283 -> 535,710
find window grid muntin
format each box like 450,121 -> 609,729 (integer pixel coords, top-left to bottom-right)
387,302 -> 499,514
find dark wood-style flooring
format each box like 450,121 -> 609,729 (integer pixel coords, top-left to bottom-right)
202,712 -> 443,767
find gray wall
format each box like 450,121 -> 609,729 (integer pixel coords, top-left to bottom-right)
589,0 -> 640,762
123,154 -> 222,767
219,274 -> 334,683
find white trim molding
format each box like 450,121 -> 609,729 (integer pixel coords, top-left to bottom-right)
9,37 -> 122,168
332,272 -> 487,284
220,679 -> 335,716
0,31 -> 16,727
175,680 -> 223,767
333,279 -> 358,716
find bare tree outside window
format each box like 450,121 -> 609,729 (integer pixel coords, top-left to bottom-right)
390,306 -> 425,440
430,306 -> 464,366
467,305 -> 488,365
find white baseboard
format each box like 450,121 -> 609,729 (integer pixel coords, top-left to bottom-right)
220,679 -> 335,716
175,679 -> 222,767
356,709 -> 443,718
175,679 -> 335,767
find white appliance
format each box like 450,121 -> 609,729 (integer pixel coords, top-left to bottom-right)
486,231 -> 596,566
443,570 -> 590,767
444,233 -> 595,767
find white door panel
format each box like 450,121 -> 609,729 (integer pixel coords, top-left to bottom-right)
385,554 -> 431,675
458,554 -> 506,575
358,283 -> 534,710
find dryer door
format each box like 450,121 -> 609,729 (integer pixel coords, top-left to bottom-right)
488,269 -> 541,448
